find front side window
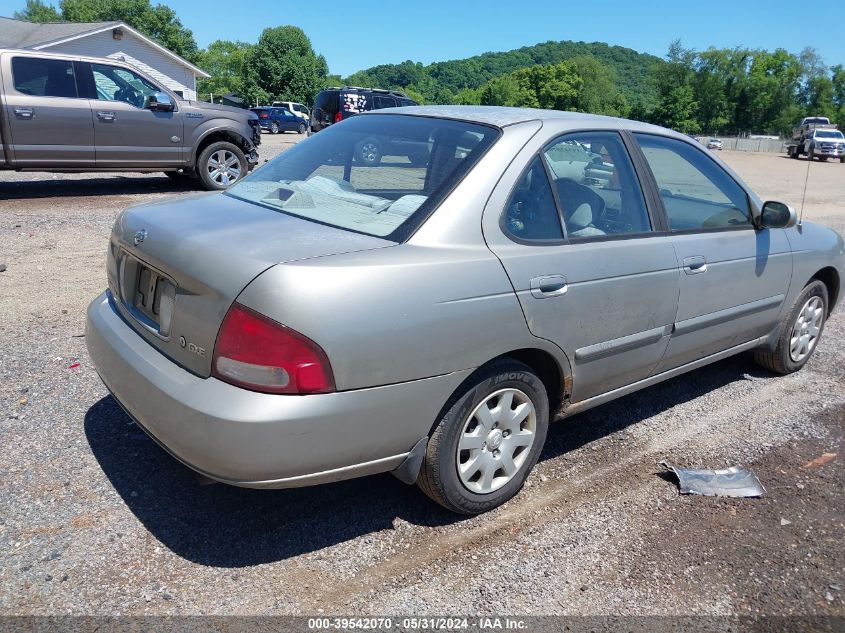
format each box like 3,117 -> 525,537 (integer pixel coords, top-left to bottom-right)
503,157 -> 562,240
12,57 -> 77,98
635,134 -> 750,231
543,132 -> 651,238
91,63 -> 160,108
226,114 -> 499,239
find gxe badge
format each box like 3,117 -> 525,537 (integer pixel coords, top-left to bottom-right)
133,229 -> 147,245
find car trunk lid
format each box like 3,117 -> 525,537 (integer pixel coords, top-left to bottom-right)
107,192 -> 393,377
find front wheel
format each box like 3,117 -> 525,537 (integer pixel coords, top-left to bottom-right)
270,121 -> 279,134
298,122 -> 306,135
417,360 -> 549,515
355,139 -> 382,166
197,142 -> 247,191
754,280 -> 828,374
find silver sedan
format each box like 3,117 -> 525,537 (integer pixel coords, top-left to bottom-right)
87,106 -> 845,514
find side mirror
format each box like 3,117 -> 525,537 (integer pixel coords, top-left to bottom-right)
146,92 -> 174,112
759,201 -> 798,229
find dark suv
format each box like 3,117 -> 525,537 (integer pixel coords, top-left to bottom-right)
311,87 -> 417,132
311,87 -> 427,166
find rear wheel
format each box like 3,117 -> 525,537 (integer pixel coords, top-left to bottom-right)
355,139 -> 382,166
791,146 -> 801,159
197,141 -> 247,190
808,147 -> 815,161
417,359 -> 549,515
754,280 -> 828,374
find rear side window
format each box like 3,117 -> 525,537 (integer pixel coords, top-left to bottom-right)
635,134 -> 750,231
543,132 -> 651,238
504,157 -> 563,240
12,57 -> 77,98
314,91 -> 337,114
373,95 -> 398,110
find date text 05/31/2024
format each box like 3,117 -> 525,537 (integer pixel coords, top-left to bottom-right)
307,617 -> 528,630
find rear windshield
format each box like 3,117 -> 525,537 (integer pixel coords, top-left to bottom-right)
226,114 -> 499,240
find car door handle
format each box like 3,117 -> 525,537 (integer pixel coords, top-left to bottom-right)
683,256 -> 707,274
14,107 -> 34,119
96,111 -> 116,122
530,275 -> 568,298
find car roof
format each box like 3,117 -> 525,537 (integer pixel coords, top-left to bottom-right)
367,105 -> 671,133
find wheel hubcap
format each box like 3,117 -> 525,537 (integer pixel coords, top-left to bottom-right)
789,296 -> 824,362
361,143 -> 377,163
207,150 -> 241,186
456,388 -> 536,494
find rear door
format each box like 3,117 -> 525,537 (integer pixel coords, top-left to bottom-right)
85,61 -> 185,168
274,108 -> 299,131
485,130 -> 681,402
2,55 -> 94,167
632,133 -> 793,372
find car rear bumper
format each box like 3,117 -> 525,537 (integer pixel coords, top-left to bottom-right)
86,291 -> 472,488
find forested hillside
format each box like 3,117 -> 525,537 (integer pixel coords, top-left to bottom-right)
344,40 -> 661,108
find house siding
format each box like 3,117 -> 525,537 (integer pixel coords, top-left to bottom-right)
44,30 -> 199,99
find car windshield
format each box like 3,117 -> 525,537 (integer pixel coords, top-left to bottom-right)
226,114 -> 499,239
816,130 -> 844,139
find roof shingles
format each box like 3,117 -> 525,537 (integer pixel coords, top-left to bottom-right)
0,17 -> 120,49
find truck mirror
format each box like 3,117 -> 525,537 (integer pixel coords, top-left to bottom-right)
146,92 -> 174,112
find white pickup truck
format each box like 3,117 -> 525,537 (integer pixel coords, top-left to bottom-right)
786,118 -> 845,162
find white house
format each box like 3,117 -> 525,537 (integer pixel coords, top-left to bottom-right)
0,17 -> 209,99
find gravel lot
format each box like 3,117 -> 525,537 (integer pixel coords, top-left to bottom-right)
1,138 -> 844,618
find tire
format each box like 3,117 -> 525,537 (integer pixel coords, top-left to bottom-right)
298,122 -> 306,135
417,359 -> 549,515
355,139 -> 382,166
808,147 -> 815,161
820,156 -> 828,162
754,280 -> 828,374
840,156 -> 844,163
197,141 -> 247,191
270,121 -> 279,135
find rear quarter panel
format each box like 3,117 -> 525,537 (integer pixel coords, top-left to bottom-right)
235,244 -> 551,391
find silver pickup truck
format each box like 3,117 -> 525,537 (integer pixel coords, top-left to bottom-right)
0,49 -> 260,189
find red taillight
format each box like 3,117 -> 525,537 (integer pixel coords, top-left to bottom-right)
334,111 -> 343,122
212,303 -> 335,395
259,113 -> 269,119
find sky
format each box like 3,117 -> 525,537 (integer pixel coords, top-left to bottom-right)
4,0 -> 845,77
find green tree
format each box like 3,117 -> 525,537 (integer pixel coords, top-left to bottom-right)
243,26 -> 327,105
196,40 -> 251,100
569,55 -> 628,116
650,41 -> 700,132
13,0 -> 61,21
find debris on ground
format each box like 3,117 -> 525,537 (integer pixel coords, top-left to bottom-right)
802,452 -> 837,470
660,461 -> 766,497
780,518 -> 792,526
0,263 -> 6,272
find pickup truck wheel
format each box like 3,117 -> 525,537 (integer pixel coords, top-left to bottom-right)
270,122 -> 279,134
198,142 -> 246,190
417,359 -> 549,515
808,148 -> 815,161
791,146 -> 801,159
754,280 -> 828,374
840,157 -> 845,163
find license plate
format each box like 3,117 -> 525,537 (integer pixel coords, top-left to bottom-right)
118,254 -> 176,336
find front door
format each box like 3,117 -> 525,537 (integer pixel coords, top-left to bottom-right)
3,55 -> 94,167
87,61 -> 184,168
485,131 -> 681,402
632,133 -> 793,372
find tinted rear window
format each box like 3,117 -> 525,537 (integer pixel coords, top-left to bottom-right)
314,90 -> 337,113
226,114 -> 500,240
12,56 -> 77,98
